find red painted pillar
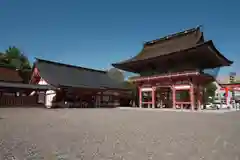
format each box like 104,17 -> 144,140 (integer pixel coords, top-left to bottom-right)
197,85 -> 201,110
190,82 -> 195,110
138,86 -> 142,108
172,85 -> 176,109
152,87 -> 156,108
225,87 -> 228,106
199,86 -> 203,110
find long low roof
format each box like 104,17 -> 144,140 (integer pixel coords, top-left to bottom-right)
34,59 -> 128,90
0,66 -> 23,82
0,82 -> 55,90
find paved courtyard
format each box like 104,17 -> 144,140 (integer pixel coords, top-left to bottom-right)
0,108 -> 240,160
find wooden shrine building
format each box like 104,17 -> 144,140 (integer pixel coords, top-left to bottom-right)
30,59 -> 130,108
0,66 -> 54,107
112,26 -> 233,110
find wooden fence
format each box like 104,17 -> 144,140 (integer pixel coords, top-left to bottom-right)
0,95 -> 41,107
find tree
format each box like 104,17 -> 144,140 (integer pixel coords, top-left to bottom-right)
2,46 -> 31,70
0,46 -> 32,83
0,52 -> 4,58
107,68 -> 125,82
235,79 -> 240,83
0,52 -> 9,65
204,82 -> 217,102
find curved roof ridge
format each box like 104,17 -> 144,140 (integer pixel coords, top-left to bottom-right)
112,40 -> 233,72
144,26 -> 202,46
113,28 -> 205,65
206,41 -> 233,65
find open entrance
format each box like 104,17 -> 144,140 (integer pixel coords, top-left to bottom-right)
138,83 -> 199,110
155,86 -> 172,108
141,88 -> 153,108
175,90 -> 191,109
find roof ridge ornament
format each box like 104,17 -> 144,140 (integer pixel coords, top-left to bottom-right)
144,26 -> 201,46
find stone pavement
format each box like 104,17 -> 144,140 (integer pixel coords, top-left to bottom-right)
0,108 -> 240,160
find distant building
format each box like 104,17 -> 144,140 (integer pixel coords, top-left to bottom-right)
214,81 -> 240,105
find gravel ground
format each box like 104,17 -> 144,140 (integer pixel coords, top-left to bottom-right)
0,108 -> 240,160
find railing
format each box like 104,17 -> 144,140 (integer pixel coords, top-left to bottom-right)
0,95 -> 39,106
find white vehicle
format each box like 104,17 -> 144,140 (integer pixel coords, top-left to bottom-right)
205,101 -> 230,110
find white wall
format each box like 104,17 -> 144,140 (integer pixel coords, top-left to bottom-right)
38,78 -> 56,108
45,90 -> 56,108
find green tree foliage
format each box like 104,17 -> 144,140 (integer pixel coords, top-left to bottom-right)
0,46 -> 31,70
0,46 -> 32,83
204,82 -> 217,102
122,80 -> 138,105
234,79 -> 240,83
0,52 -> 10,66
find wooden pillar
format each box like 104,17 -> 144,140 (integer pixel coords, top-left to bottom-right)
225,87 -> 228,106
95,94 -> 98,107
0,91 -> 1,107
198,86 -> 203,110
197,85 -> 201,110
148,89 -> 151,108
138,86 -> 142,108
172,85 -> 176,109
200,86 -> 204,109
190,82 -> 195,110
100,91 -> 103,107
152,87 -> 156,108
43,91 -> 46,107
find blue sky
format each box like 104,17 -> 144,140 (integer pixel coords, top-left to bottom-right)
0,0 -> 239,78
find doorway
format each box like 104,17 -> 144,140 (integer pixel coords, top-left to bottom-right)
155,86 -> 172,108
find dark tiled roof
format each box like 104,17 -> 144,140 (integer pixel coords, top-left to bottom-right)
0,81 -> 55,90
35,59 -> 127,90
0,67 -> 23,82
112,27 -> 233,72
114,27 -> 204,64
